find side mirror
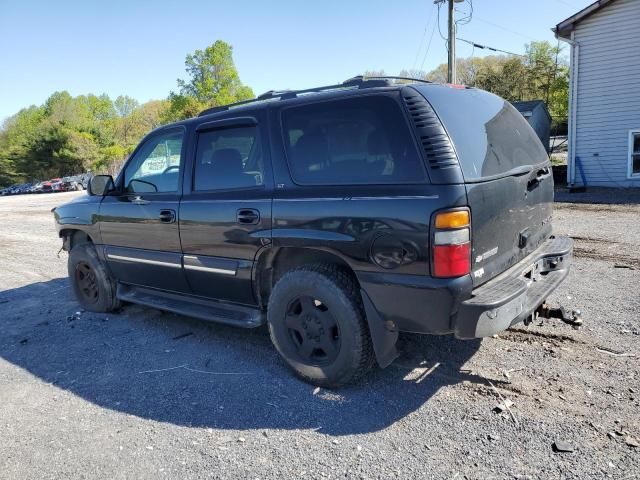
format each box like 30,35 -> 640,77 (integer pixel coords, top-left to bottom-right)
88,175 -> 114,196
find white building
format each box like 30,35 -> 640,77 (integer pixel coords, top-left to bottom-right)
554,0 -> 640,187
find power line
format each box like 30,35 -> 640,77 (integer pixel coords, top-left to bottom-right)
412,3 -> 437,72
419,12 -> 439,72
455,0 -> 473,26
436,1 -> 448,44
412,26 -> 429,71
471,15 -> 536,41
456,37 -> 526,57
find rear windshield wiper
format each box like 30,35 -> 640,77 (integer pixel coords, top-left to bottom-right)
465,165 -> 533,184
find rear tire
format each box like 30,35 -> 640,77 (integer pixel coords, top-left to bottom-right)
267,264 -> 374,388
68,242 -> 120,313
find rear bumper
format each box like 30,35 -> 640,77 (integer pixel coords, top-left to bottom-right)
358,235 -> 573,338
455,235 -> 573,338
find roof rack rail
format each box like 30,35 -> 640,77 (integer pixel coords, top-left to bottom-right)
256,89 -> 294,100
197,75 -> 425,117
349,75 -> 433,85
198,97 -> 269,117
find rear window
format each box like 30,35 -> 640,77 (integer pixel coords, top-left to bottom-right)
281,95 -> 426,185
415,85 -> 549,180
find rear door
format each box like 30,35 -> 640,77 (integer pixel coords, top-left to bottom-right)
99,126 -> 190,292
178,113 -> 272,305
418,85 -> 554,286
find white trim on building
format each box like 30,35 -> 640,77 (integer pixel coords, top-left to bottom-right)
555,0 -> 640,188
628,130 -> 640,179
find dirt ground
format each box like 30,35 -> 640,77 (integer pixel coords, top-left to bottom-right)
0,190 -> 638,479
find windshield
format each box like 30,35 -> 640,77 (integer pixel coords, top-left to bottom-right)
415,85 -> 549,181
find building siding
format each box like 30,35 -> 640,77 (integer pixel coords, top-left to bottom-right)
573,0 -> 640,186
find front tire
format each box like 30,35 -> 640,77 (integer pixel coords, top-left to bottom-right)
267,264 -> 374,387
68,242 -> 120,313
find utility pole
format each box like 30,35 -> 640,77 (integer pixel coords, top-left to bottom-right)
447,0 -> 456,84
435,0 -> 460,83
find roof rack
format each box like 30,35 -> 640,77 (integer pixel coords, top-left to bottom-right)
197,75 -> 430,117
353,75 -> 432,85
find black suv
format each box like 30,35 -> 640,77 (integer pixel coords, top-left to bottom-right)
53,77 -> 572,387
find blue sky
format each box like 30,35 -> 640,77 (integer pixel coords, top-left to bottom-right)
0,0 -> 592,121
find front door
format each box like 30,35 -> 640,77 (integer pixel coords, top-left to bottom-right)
99,127 -> 190,292
179,115 -> 272,305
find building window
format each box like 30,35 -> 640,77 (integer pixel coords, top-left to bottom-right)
630,130 -> 640,178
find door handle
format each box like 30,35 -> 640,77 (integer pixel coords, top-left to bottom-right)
159,209 -> 176,224
129,195 -> 150,205
236,208 -> 260,225
527,168 -> 551,191
536,167 -> 551,181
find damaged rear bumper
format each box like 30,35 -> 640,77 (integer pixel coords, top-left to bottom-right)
454,236 -> 573,339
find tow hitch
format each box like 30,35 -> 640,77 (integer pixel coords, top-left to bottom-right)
535,303 -> 583,326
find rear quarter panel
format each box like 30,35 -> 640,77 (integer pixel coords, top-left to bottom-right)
266,99 -> 468,276
270,185 -> 467,275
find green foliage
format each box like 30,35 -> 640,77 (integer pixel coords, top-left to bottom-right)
162,94 -> 207,124
0,92 -> 166,184
0,39 -> 255,186
424,40 -> 569,120
165,40 -> 254,121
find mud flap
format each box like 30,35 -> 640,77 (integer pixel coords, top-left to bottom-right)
361,289 -> 399,368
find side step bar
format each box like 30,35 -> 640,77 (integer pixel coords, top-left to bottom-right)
117,284 -> 265,328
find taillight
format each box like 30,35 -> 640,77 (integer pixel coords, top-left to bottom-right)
432,209 -> 471,278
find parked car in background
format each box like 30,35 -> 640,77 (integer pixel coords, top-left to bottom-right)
40,180 -> 54,193
30,182 -> 44,194
79,173 -> 92,189
48,178 -> 63,192
0,173 -> 91,196
61,177 -> 82,191
16,183 -> 33,194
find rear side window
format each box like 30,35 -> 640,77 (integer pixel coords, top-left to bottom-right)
282,96 -> 426,185
415,85 -> 549,180
193,126 -> 264,191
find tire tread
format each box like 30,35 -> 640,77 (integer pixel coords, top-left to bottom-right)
268,263 -> 374,387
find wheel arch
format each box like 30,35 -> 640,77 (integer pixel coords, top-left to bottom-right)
254,246 -> 399,368
255,246 -> 355,308
59,228 -> 94,251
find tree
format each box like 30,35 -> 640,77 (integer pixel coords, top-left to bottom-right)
113,95 -> 141,146
166,40 -> 254,121
398,69 -> 429,80
0,106 -> 46,181
0,93 -> 160,184
0,40 -> 256,186
114,95 -> 139,118
423,40 -> 569,121
363,69 -> 387,78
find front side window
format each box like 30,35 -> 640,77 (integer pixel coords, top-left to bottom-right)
193,126 -> 263,191
630,131 -> 640,177
282,96 -> 426,185
124,130 -> 183,193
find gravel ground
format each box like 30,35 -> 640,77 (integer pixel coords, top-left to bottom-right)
0,190 -> 638,480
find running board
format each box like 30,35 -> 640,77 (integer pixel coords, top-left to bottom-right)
117,284 -> 265,328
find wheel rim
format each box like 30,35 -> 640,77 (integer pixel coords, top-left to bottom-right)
75,262 -> 99,304
284,296 -> 341,366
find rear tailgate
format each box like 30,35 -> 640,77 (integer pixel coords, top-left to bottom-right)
417,85 -> 554,286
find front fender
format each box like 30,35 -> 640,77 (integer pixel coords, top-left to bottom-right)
53,194 -> 103,245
